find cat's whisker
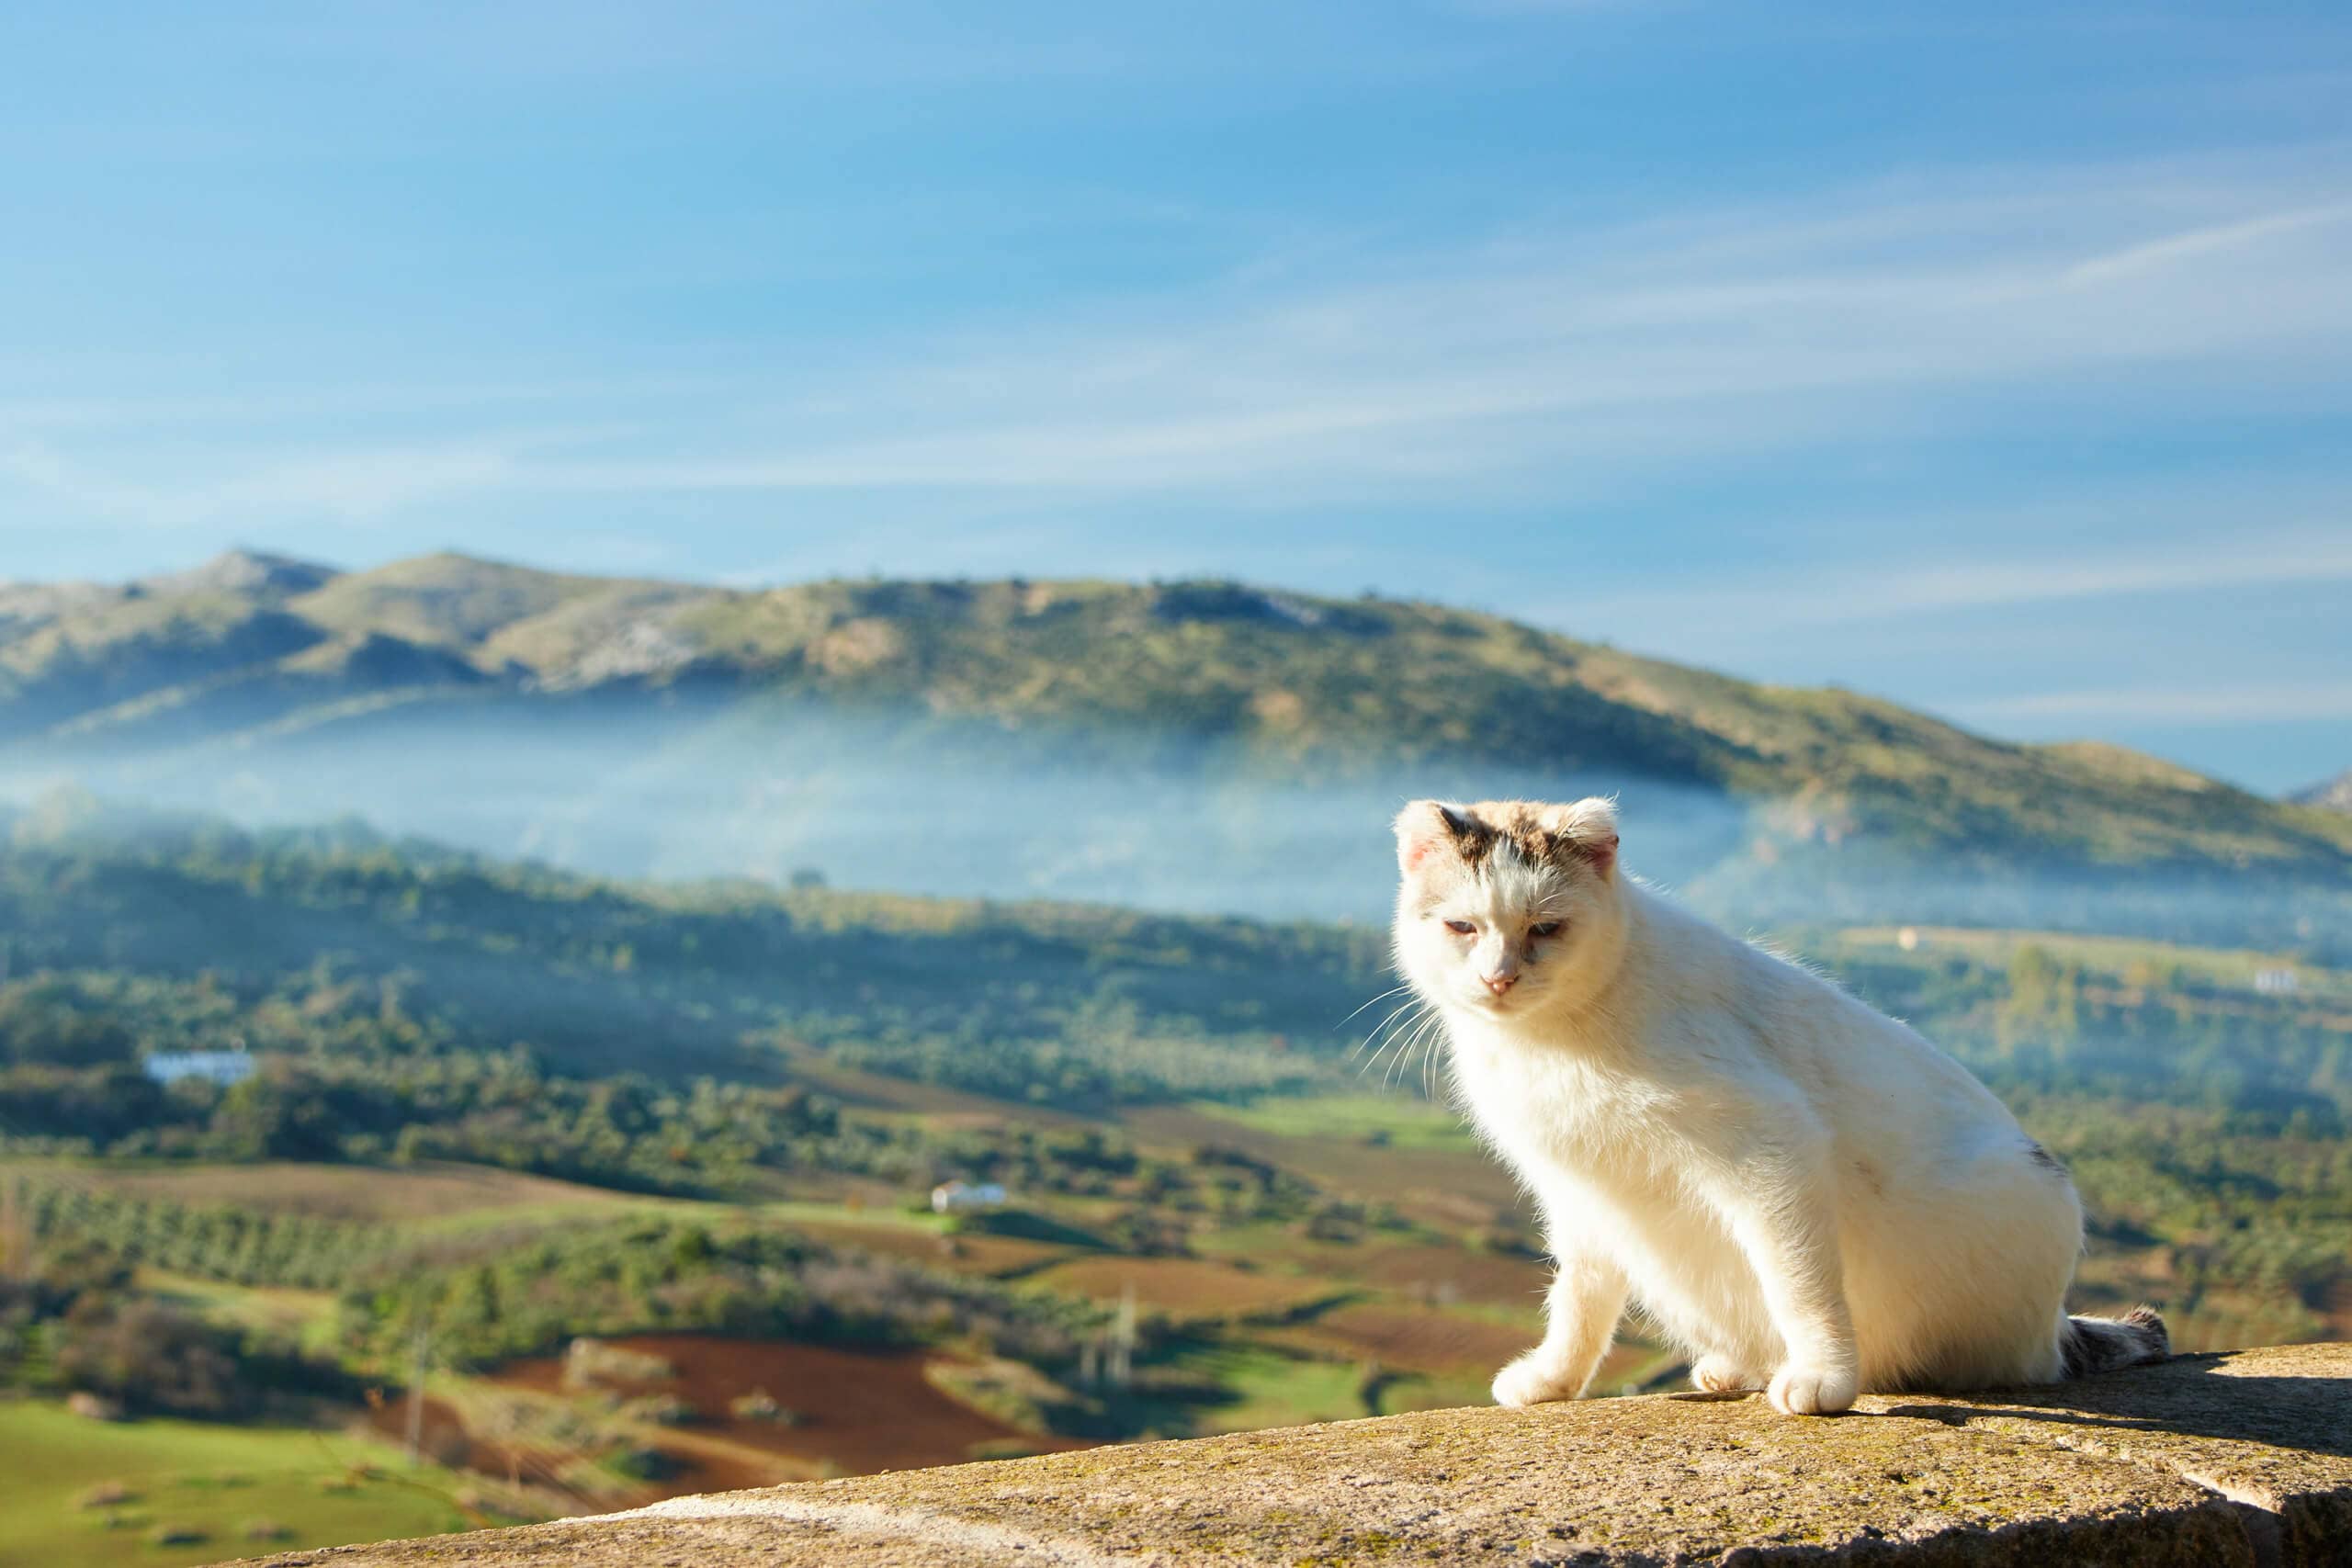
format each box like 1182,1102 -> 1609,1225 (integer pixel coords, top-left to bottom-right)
1383,1006 -> 1434,1080
1357,1003 -> 1425,1083
1351,998 -> 1427,1064
1420,1016 -> 1452,1099
1336,984 -> 1415,1031
1394,1008 -> 1433,1072
1349,1005 -> 1414,1065
1383,1010 -> 1420,1086
1368,1014 -> 1409,1088
1391,1008 -> 1442,1092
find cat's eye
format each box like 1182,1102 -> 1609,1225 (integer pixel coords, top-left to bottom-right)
1442,919 -> 1476,935
1530,921 -> 1564,939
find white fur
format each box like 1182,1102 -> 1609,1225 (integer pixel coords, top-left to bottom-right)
1391,798 -> 2085,1416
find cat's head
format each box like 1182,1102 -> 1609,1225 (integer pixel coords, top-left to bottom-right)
1391,796 -> 1624,1023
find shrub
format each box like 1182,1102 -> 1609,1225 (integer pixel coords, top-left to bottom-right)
561,1337 -> 674,1389
54,1303 -> 245,1418
728,1388 -> 802,1425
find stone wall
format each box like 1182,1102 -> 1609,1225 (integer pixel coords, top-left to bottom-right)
247,1341 -> 2350,1566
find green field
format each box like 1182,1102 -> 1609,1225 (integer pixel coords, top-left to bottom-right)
1184,1094 -> 1482,1154
1157,1344 -> 1377,1435
0,1402 -> 484,1568
1826,925 -> 2350,999
753,1197 -> 955,1235
136,1271 -> 342,1357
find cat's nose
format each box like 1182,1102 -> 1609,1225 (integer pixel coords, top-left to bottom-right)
1482,972 -> 1518,997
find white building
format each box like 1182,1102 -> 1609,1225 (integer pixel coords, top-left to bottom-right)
930,1180 -> 1008,1214
2254,968 -> 2300,997
142,1051 -> 256,1088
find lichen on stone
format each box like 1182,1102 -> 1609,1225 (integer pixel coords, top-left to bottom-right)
237,1343 -> 2350,1567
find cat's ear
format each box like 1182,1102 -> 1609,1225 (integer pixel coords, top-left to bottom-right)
1395,800 -> 1474,874
1543,797 -> 1620,879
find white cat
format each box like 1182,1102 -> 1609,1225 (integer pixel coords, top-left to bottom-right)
1389,797 -> 2165,1416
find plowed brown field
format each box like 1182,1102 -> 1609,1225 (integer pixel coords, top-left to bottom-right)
1265,1303 -> 1534,1376
490,1334 -> 1089,1478
1028,1256 -> 1342,1319
62,1160 -> 642,1223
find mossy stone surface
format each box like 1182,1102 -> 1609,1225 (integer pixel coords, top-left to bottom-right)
240,1342 -> 2351,1566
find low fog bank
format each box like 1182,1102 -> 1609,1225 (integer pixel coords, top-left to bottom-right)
1701,862 -> 2349,966
4,698 -> 2342,956
2,701 -> 1746,923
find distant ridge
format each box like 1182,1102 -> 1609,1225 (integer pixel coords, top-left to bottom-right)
2294,766 -> 2352,814
1,550 -> 2346,900
0,549 -> 339,639
140,547 -> 342,599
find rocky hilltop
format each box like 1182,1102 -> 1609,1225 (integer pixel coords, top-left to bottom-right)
246,1341 -> 2349,1566
2297,768 -> 2352,815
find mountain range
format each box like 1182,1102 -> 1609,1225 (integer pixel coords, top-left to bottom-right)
2,550 -> 2346,941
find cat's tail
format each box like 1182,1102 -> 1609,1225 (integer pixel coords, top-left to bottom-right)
2060,1304 -> 2169,1377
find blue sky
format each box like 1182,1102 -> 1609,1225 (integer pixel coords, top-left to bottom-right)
3,2 -> 2348,793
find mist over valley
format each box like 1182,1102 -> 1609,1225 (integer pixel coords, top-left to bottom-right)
4,550 -> 2344,952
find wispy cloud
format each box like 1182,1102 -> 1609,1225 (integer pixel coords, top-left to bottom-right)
1555,518 -> 2352,634
0,436 -> 535,528
2062,199 -> 2352,286
7,150 -> 2352,525
1954,679 -> 2352,726
493,155 -> 2352,500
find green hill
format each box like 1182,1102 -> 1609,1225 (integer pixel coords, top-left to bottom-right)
4,551 -> 2346,903
3,806 -> 2346,1139
0,800 -> 1380,1118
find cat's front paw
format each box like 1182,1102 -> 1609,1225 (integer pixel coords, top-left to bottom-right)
1492,1350 -> 1584,1408
1766,1360 -> 1859,1416
1690,1354 -> 1758,1393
